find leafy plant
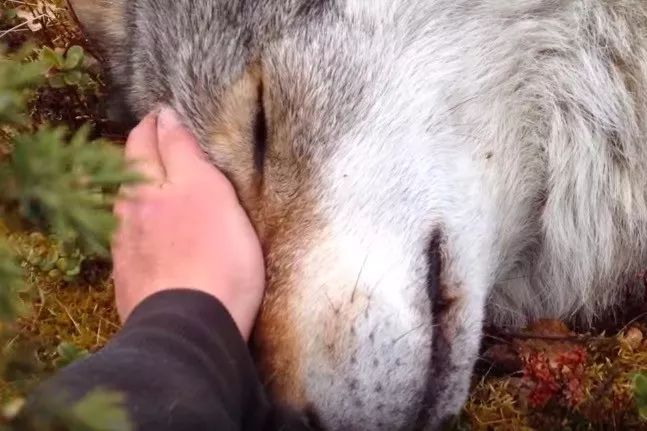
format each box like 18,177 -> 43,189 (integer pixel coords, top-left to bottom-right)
7,232 -> 84,281
54,342 -> 89,369
0,7 -> 137,429
6,390 -> 131,431
69,391 -> 131,431
2,125 -> 140,256
0,45 -> 45,125
39,46 -> 95,90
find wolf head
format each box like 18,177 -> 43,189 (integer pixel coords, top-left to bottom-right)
70,0 -> 502,429
70,0 -> 647,427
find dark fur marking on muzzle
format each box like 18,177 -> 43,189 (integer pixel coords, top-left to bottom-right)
414,230 -> 454,429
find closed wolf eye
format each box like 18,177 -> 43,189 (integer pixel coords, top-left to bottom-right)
253,83 -> 268,173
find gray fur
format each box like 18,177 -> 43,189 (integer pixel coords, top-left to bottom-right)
71,0 -> 647,429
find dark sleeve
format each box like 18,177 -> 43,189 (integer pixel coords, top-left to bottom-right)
25,289 -> 277,431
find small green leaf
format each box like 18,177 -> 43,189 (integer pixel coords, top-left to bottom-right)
64,70 -> 84,86
54,342 -> 89,368
633,372 -> 647,420
3,9 -> 17,21
12,390 -> 132,431
64,45 -> 85,70
39,46 -> 62,68
71,390 -> 132,431
48,74 -> 66,89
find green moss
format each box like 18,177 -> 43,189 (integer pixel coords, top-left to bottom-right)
1,267 -> 118,401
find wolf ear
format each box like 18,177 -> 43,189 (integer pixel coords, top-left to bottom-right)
67,0 -> 136,128
67,0 -> 126,53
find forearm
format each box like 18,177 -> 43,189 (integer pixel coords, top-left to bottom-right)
25,289 -> 270,431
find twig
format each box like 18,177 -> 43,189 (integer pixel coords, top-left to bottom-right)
0,13 -> 46,39
616,310 -> 647,336
487,330 -> 603,342
55,298 -> 81,335
6,1 -> 40,6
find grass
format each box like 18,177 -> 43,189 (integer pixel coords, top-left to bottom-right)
1,260 -> 118,401
1,1 -> 647,430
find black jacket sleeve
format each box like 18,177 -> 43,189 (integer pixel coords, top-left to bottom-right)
24,289 -> 306,431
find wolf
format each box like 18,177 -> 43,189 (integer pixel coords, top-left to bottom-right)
69,0 -> 647,429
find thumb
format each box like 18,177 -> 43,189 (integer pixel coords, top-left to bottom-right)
156,107 -> 210,179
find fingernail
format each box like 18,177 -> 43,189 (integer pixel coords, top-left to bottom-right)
158,107 -> 181,131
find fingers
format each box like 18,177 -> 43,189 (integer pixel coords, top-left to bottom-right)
125,112 -> 165,184
156,107 -> 211,180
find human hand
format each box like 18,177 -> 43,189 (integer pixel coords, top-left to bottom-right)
112,107 -> 265,340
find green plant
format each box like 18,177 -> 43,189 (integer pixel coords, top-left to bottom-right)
0,8 -> 17,27
2,125 -> 139,255
54,342 -> 89,369
5,390 -> 131,431
633,372 -> 647,420
7,232 -> 84,281
0,14 -> 135,429
0,45 -> 45,125
39,46 -> 95,90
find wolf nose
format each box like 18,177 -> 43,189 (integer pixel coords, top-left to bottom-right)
268,404 -> 321,431
304,406 -> 325,430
